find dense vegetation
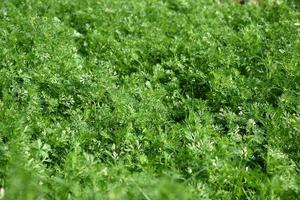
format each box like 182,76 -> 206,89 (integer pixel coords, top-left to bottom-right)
0,0 -> 299,199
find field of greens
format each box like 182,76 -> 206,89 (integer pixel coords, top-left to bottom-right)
0,0 -> 299,199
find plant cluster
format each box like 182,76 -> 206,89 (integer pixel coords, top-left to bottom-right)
0,0 -> 299,199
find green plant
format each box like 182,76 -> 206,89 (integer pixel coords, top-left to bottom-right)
0,0 -> 299,199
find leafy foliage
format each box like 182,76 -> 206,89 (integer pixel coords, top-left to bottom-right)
0,0 -> 299,199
